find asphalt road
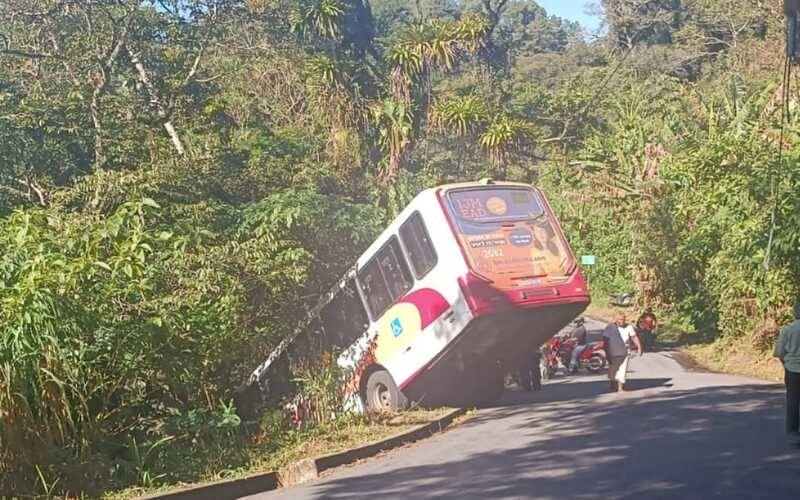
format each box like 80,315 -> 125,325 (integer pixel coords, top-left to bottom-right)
247,325 -> 800,500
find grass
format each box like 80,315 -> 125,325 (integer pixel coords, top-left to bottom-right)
251,408 -> 456,472
584,302 -> 620,324
585,301 -> 784,383
681,339 -> 783,383
105,407 -> 457,499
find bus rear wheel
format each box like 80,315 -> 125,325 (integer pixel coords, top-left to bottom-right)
364,369 -> 408,413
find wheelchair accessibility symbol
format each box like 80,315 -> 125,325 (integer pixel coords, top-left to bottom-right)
391,318 -> 404,338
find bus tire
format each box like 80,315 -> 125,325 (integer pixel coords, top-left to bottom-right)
364,369 -> 408,413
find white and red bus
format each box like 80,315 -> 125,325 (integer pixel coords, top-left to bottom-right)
245,180 -> 590,412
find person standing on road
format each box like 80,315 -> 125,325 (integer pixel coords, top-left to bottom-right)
518,347 -> 543,391
569,317 -> 589,373
603,314 -> 643,393
636,309 -> 658,351
774,302 -> 800,440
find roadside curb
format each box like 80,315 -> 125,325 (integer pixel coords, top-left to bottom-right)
138,472 -> 279,500
139,407 -> 467,500
313,407 -> 467,476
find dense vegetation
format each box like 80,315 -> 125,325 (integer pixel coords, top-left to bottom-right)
1,0 -> 798,495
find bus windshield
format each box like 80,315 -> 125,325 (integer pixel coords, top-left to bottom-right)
446,187 -> 571,287
448,188 -> 543,225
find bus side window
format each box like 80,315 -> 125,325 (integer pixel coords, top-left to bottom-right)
359,237 -> 414,319
378,239 -> 413,300
359,259 -> 392,319
319,279 -> 369,349
399,212 -> 437,279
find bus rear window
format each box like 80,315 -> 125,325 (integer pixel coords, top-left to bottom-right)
448,188 -> 543,223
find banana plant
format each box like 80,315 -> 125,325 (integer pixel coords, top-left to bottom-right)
290,0 -> 346,39
370,98 -> 413,183
430,94 -> 489,136
479,115 -> 535,168
386,15 -> 490,103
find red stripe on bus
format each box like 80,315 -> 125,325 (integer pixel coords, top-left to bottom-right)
398,365 -> 427,390
398,288 -> 450,330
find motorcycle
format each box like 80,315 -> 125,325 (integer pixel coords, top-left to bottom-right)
563,337 -> 608,373
544,334 -> 607,376
541,335 -> 565,378
609,291 -> 635,307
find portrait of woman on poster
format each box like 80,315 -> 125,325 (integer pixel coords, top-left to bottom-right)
531,220 -> 568,276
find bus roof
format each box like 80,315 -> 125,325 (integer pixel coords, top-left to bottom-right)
354,180 -> 538,270
434,179 -> 536,193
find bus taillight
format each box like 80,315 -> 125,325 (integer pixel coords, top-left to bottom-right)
458,271 -> 510,316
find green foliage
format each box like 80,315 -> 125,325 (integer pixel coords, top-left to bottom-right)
479,115 -> 535,165
430,94 -> 489,135
0,199 -> 245,490
543,71 -> 800,348
292,351 -> 351,427
0,189 -> 381,494
2,0 -> 798,496
291,0 -> 347,39
654,92 -> 800,340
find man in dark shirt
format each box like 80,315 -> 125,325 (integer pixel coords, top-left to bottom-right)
569,317 -> 588,373
775,302 -> 800,440
636,309 -> 657,351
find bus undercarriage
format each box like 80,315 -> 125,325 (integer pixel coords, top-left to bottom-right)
401,301 -> 589,406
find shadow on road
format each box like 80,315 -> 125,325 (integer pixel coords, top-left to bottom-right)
497,377 -> 673,406
310,382 -> 799,500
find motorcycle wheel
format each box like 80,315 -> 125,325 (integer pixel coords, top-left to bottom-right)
586,353 -> 606,373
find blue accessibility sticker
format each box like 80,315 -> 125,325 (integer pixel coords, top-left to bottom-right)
391,318 -> 404,338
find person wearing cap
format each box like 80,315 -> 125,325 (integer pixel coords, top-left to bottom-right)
774,302 -> 800,441
568,317 -> 588,373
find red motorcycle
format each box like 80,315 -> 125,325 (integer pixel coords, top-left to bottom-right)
543,335 -> 607,376
541,335 -> 564,378
570,338 -> 608,373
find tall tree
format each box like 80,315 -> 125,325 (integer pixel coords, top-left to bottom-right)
602,0 -> 684,49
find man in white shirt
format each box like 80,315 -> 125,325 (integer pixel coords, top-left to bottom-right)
603,313 -> 643,392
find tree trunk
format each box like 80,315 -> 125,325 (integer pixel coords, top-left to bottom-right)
128,48 -> 187,156
481,0 -> 509,35
162,120 -> 186,156
8,177 -> 47,206
90,89 -> 106,170
90,36 -> 126,170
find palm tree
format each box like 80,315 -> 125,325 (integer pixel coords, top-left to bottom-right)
290,0 -> 346,39
379,14 -> 492,183
479,115 -> 535,178
430,94 -> 489,136
370,98 -> 413,184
